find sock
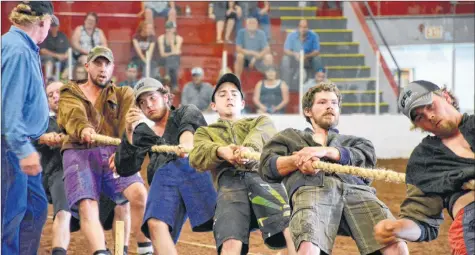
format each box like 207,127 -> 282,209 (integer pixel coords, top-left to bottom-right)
51,247 -> 67,255
137,242 -> 153,254
124,245 -> 128,255
93,250 -> 111,255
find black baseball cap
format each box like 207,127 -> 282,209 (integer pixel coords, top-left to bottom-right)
211,73 -> 244,103
19,1 -> 58,26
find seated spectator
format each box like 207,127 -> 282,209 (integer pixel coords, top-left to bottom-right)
209,1 -> 242,43
181,67 -> 213,112
118,63 -> 139,88
238,1 -> 271,41
281,19 -> 323,91
142,1 -> 177,27
303,67 -> 329,93
157,21 -> 183,92
71,12 -> 107,65
252,66 -> 289,114
73,64 -> 88,83
131,21 -> 158,77
234,16 -> 273,78
39,16 -> 69,81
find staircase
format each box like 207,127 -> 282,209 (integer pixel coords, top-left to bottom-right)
275,2 -> 389,114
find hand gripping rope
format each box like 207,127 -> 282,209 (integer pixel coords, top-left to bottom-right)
90,134 -> 407,184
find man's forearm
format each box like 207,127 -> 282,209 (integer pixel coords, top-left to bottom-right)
276,155 -> 298,177
324,147 -> 341,162
305,50 -> 319,58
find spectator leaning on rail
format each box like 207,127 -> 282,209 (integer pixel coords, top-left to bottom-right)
39,15 -> 70,81
281,19 -> 323,90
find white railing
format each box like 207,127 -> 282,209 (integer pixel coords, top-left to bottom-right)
68,47 -> 73,80
145,50 -> 152,78
298,50 -> 304,115
221,50 -> 227,73
375,50 -> 380,115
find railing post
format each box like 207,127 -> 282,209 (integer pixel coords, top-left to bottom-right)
299,50 -> 304,115
68,47 -> 73,81
375,50 -> 380,115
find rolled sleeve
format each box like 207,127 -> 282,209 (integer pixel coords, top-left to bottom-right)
177,104 -> 207,136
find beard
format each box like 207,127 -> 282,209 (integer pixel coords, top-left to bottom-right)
147,100 -> 168,122
91,76 -> 111,88
313,112 -> 339,130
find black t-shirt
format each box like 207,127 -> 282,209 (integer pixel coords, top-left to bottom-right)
115,105 -> 207,184
39,31 -> 70,54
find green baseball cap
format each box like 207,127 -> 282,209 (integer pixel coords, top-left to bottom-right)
87,46 -> 114,63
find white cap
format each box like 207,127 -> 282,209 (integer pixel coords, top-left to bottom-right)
191,67 -> 204,76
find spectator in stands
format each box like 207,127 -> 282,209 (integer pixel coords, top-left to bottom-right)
40,16 -> 70,81
303,67 -> 329,93
158,21 -> 183,92
131,21 -> 158,78
181,67 -> 213,112
73,64 -> 87,83
119,63 -> 139,88
71,12 -> 107,65
142,1 -> 177,27
238,1 -> 271,41
209,1 -> 242,43
234,16 -> 273,79
253,66 -> 289,114
158,75 -> 175,107
281,19 -> 323,90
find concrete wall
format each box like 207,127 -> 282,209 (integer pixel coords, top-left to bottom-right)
145,114 -> 427,159
366,15 -> 475,46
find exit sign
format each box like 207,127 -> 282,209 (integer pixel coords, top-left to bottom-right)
425,26 -> 444,39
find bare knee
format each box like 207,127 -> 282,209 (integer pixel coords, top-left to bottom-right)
54,210 -> 71,225
298,241 -> 319,255
114,202 -> 130,219
263,53 -> 273,65
235,53 -> 245,63
221,239 -> 242,253
381,241 -> 409,255
78,199 -> 99,221
124,183 -> 147,209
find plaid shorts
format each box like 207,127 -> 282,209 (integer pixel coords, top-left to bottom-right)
290,176 -> 396,255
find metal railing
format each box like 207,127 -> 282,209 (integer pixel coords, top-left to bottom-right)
363,1 -> 402,113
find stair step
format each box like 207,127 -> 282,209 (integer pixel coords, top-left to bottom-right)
340,90 -> 383,103
285,29 -> 353,42
280,16 -> 347,30
326,66 -> 371,78
341,103 -> 389,114
320,42 -> 359,54
321,54 -> 365,66
270,6 -> 317,17
331,79 -> 376,90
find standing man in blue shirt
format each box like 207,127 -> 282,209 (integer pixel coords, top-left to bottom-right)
281,19 -> 323,91
1,2 -> 57,254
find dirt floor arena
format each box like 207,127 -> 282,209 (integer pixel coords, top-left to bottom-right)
38,158 -> 451,255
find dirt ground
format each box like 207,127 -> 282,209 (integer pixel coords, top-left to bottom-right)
38,158 -> 451,255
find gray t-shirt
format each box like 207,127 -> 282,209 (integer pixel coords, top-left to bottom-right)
236,28 -> 268,54
181,82 -> 213,111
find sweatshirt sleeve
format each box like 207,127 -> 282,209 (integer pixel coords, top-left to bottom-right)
1,53 -> 37,159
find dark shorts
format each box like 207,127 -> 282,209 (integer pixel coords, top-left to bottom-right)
214,171 -> 290,254
449,201 -> 475,255
62,146 -> 143,219
290,176 -> 397,255
142,158 -> 217,242
47,171 -> 70,218
149,7 -> 170,18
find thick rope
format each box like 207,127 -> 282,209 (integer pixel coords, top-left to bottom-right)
61,134 -> 406,183
242,151 -> 406,183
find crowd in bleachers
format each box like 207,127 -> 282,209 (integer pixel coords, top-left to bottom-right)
41,1 -> 336,114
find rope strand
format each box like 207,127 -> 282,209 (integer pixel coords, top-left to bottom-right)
82,134 -> 407,183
